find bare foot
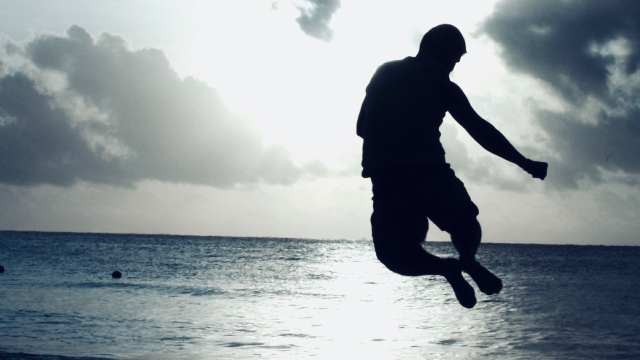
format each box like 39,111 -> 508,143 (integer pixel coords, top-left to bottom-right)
460,258 -> 502,295
442,259 -> 476,308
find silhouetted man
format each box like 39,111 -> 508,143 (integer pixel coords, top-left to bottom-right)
357,24 -> 548,308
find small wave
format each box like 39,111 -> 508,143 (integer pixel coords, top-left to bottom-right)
258,344 -> 298,350
190,288 -> 226,296
222,341 -> 264,348
481,298 -> 507,303
69,281 -> 228,298
0,352 -> 115,360
279,256 -> 302,261
68,281 -> 142,290
160,336 -> 197,342
437,339 -> 458,345
278,333 -> 314,338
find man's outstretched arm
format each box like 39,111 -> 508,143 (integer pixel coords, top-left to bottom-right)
446,82 -> 548,180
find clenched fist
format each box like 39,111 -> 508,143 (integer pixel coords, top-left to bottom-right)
522,159 -> 548,180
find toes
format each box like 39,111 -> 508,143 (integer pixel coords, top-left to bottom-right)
448,274 -> 477,308
461,260 -> 502,295
443,263 -> 477,308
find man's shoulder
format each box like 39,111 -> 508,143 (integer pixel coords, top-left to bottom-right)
370,57 -> 427,85
380,56 -> 416,69
367,57 -> 451,96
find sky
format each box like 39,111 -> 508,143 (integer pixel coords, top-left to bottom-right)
0,0 -> 639,245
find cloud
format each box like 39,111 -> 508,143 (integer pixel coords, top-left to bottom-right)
538,108 -> 640,189
481,0 -> 640,188
295,0 -> 341,42
0,26 -> 318,188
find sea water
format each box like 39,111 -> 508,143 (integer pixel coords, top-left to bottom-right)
0,231 -> 639,360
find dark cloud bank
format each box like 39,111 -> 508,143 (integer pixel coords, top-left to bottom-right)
482,0 -> 640,189
0,26 -> 325,188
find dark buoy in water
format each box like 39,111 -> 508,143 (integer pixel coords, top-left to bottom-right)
0,265 -> 4,273
112,270 -> 122,279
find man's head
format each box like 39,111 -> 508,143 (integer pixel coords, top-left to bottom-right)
417,24 -> 466,73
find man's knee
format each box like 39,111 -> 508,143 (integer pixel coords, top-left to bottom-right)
374,244 -> 412,276
373,241 -> 429,276
449,217 -> 481,256
370,195 -> 429,276
371,221 -> 407,274
449,217 -> 480,237
374,243 -> 397,270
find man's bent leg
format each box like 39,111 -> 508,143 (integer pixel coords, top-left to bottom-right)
450,217 -> 502,295
450,216 -> 481,260
371,198 -> 476,308
371,204 -> 442,276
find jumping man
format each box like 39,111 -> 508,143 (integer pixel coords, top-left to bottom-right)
357,24 -> 548,308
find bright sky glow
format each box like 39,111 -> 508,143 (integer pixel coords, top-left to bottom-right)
182,0 -> 503,168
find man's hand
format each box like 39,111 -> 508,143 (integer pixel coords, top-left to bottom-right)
522,159 -> 548,180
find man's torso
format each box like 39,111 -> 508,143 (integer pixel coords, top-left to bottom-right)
358,57 -> 451,178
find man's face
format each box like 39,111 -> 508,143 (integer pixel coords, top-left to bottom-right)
444,52 -> 464,73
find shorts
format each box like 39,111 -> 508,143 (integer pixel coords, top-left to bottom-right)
370,165 -> 479,252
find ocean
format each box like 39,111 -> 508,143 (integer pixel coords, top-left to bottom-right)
0,231 -> 639,360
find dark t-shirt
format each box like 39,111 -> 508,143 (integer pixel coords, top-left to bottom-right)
357,57 -> 450,178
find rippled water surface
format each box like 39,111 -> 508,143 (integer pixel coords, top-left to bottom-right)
0,232 -> 639,359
